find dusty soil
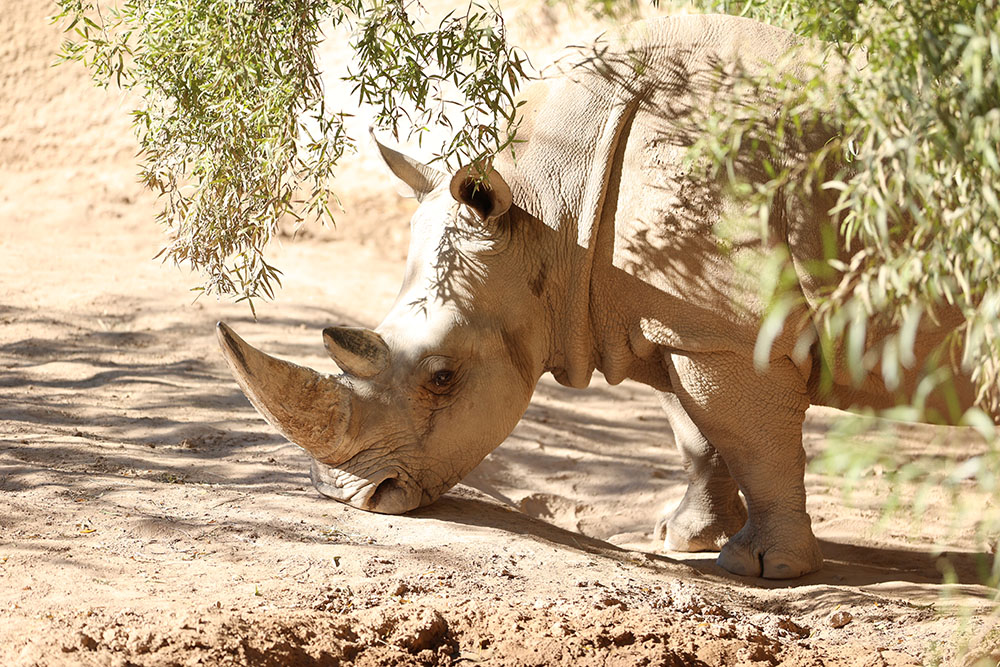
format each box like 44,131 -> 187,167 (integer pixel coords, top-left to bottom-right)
2,2 -> 999,665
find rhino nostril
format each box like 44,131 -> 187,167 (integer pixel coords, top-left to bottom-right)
368,477 -> 401,509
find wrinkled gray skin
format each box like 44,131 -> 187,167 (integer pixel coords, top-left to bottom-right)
218,14 -> 989,579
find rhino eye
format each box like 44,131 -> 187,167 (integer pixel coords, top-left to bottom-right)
431,370 -> 455,388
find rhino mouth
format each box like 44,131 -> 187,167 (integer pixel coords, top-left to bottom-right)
309,460 -> 424,514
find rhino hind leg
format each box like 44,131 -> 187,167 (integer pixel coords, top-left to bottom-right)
668,353 -> 823,579
654,391 -> 747,552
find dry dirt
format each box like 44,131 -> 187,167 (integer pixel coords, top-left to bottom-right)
2,2 -> 999,666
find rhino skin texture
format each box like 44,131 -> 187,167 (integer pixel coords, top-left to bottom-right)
218,14 -> 994,580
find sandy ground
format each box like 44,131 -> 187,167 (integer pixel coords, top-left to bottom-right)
2,2 -> 999,665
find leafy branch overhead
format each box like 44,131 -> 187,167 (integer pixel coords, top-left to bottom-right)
692,0 -> 1000,420
53,0 -> 529,310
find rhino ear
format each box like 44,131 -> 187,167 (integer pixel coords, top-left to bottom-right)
371,129 -> 446,201
449,164 -> 513,222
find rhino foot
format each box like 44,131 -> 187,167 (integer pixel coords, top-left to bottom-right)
715,512 -> 823,579
655,489 -> 747,552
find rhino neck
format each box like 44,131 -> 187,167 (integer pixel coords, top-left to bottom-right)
497,71 -> 646,389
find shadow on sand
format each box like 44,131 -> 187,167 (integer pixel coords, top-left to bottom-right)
415,489 -> 997,602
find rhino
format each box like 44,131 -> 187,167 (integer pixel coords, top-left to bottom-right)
216,14 -> 987,579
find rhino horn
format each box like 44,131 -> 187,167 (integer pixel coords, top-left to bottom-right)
216,322 -> 352,462
322,326 -> 390,379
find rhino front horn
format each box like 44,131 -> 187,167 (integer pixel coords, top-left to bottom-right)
322,326 -> 390,379
216,322 -> 353,462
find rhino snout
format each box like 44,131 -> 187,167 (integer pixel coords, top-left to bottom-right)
309,460 -> 422,514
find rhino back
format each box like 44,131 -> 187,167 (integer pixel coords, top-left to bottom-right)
497,15 -> 829,377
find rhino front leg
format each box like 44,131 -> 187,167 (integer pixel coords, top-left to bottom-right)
654,391 -> 747,552
668,352 -> 823,579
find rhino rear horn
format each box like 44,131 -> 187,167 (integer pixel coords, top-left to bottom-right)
323,326 -> 390,379
449,164 -> 513,222
216,322 -> 353,462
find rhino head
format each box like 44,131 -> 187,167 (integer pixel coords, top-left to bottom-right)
217,137 -> 552,514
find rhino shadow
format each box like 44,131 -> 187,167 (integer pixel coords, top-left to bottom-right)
413,488 -> 632,557
419,488 -> 996,598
